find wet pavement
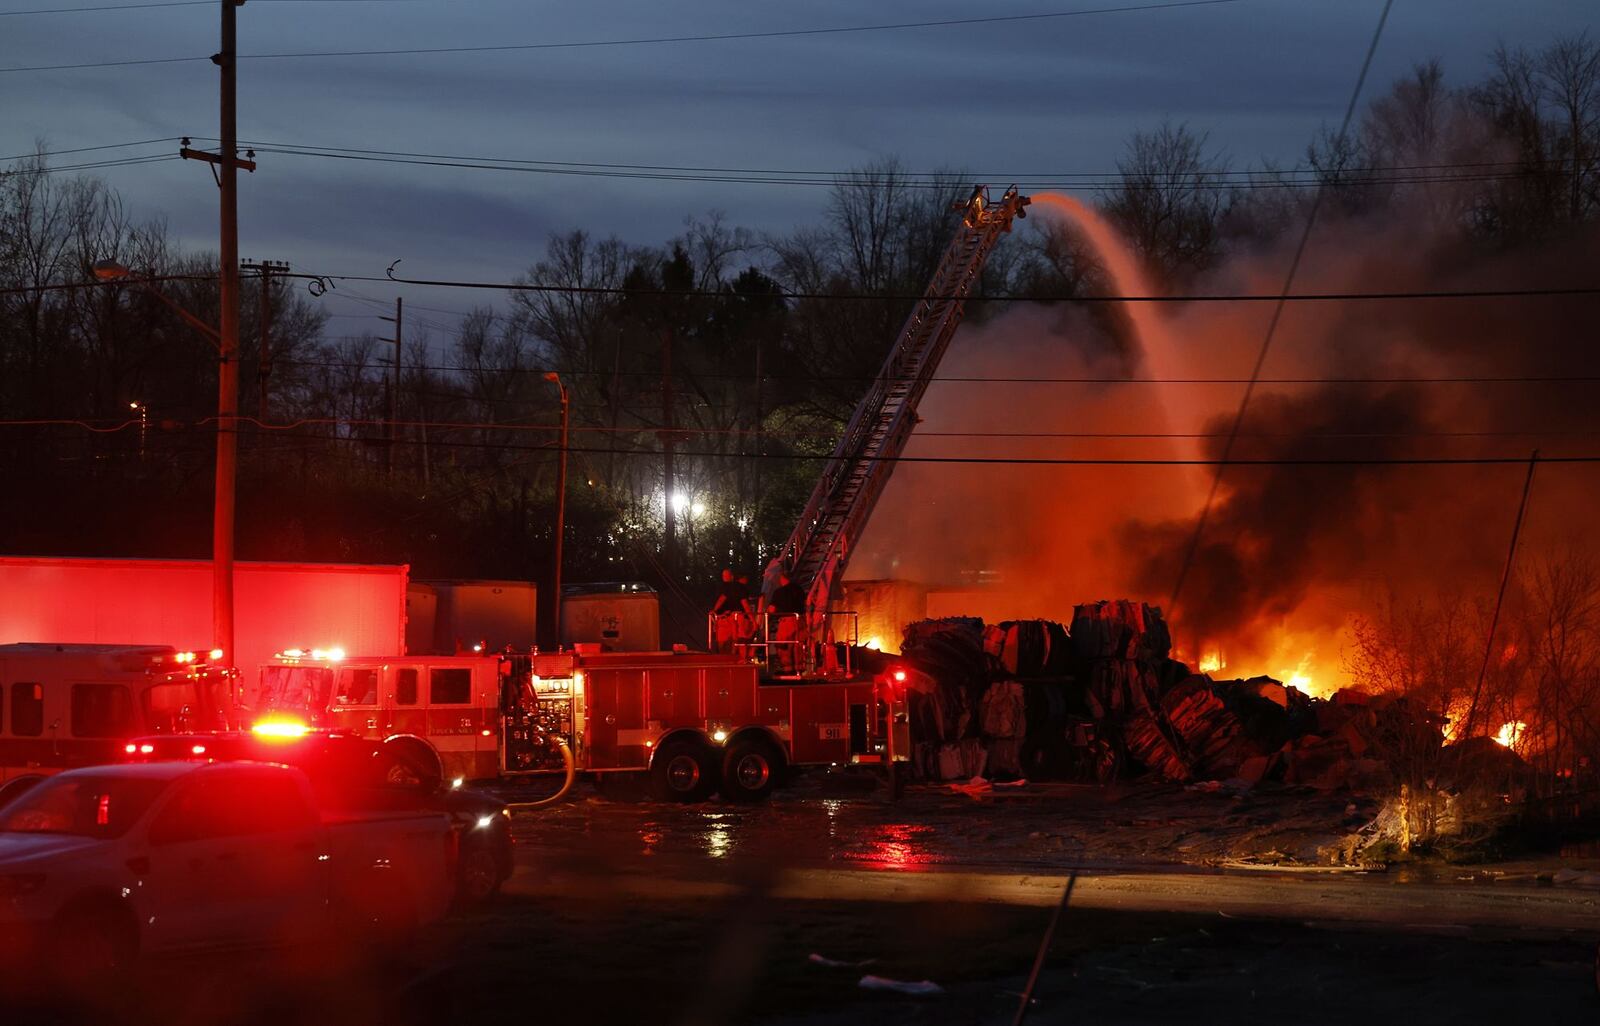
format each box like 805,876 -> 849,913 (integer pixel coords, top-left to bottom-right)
495,773 -> 1382,873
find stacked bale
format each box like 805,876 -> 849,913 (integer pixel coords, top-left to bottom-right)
900,617 -> 1078,781
901,618 -> 991,780
893,601 -> 1444,793
1068,601 -> 1179,778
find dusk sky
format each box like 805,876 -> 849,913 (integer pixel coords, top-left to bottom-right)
3,0 -> 1591,335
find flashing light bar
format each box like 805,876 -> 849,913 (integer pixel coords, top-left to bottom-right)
252,719 -> 310,740
275,646 -> 345,662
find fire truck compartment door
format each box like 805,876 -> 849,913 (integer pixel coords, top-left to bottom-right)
788,686 -> 852,765
702,665 -> 757,724
647,666 -> 700,727
584,668 -> 648,769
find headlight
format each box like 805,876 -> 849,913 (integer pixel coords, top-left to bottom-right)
475,815 -> 495,830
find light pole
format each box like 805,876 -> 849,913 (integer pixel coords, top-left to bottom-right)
94,259 -> 233,656
544,371 -> 569,648
129,401 -> 148,461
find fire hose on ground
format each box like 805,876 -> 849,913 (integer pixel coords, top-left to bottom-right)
502,738 -> 576,809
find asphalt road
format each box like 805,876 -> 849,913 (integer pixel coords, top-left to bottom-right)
11,782 -> 1598,1026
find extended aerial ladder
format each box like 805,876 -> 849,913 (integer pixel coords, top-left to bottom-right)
763,186 -> 1031,670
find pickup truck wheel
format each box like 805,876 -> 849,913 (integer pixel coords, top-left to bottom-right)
50,905 -> 136,990
652,740 -> 718,803
457,839 -> 502,905
721,739 -> 781,803
345,877 -> 419,955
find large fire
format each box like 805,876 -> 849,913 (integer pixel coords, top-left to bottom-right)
1275,653 -> 1318,697
1492,721 -> 1527,751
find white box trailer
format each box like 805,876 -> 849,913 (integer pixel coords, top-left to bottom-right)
0,556 -> 408,678
559,582 -> 660,652
410,579 -> 537,654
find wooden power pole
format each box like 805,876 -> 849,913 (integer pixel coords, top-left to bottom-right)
179,0 -> 255,664
379,297 -> 403,477
240,258 -> 288,423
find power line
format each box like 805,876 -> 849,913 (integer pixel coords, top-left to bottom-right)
1168,0 -> 1394,617
0,154 -> 182,178
247,143 -> 1576,192
6,269 -> 1598,307
18,134 -> 1583,185
1,0 -> 406,10
0,0 -> 1240,73
356,267 -> 1600,305
0,1 -> 208,15
239,140 -> 1578,181
0,137 -> 183,162
17,415 -> 1600,459
275,356 -> 1600,387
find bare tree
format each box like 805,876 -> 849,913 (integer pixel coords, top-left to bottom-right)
1100,120 -> 1232,284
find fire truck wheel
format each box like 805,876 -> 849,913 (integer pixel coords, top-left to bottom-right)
384,737 -> 443,787
652,739 -> 719,803
721,739 -> 781,803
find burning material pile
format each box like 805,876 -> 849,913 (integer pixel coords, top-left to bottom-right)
898,600 -> 1442,791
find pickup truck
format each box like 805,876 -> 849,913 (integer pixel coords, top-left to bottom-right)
0,760 -> 454,987
122,728 -> 514,904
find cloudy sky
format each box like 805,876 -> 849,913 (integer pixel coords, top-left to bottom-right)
2,0 -> 1590,332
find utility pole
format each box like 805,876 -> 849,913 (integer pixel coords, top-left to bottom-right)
544,372 -> 570,648
379,297 -> 402,477
661,326 -> 676,568
180,0 -> 254,664
240,258 -> 288,423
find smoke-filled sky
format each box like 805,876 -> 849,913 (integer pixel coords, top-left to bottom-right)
852,204 -> 1600,691
1,0 -> 1590,329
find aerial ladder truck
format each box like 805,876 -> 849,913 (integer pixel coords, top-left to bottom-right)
755,185 -> 1031,676
244,187 -> 1032,803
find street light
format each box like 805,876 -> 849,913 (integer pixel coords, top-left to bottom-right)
93,261 -> 220,345
544,371 -> 569,649
128,401 -> 148,461
94,258 -> 235,662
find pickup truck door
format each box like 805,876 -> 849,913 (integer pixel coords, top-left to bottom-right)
139,767 -> 323,950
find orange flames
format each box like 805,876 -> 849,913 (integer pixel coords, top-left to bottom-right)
1492,721 -> 1527,751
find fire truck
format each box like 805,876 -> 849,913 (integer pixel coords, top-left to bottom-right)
243,185 -> 1031,803
245,647 -> 907,802
0,644 -> 236,794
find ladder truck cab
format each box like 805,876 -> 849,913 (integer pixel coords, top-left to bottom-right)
247,647 -> 912,803
0,644 -> 236,795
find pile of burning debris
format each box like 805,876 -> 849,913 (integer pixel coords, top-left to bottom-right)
898,601 -> 1444,791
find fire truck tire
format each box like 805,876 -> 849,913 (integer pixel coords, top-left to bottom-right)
651,739 -> 719,803
721,738 -> 782,803
385,737 -> 443,787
